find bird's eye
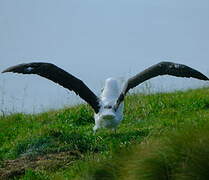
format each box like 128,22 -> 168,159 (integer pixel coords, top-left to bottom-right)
104,105 -> 112,109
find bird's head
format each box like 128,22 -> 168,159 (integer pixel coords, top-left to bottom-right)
99,105 -> 116,120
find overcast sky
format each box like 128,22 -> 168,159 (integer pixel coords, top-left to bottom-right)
0,0 -> 209,113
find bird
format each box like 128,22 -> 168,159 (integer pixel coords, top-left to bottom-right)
2,61 -> 209,132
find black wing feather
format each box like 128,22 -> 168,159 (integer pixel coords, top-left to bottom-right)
2,62 -> 100,113
114,61 -> 209,110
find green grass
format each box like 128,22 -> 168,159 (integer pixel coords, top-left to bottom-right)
0,87 -> 209,179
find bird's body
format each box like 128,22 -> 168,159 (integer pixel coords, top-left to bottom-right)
2,61 -> 209,132
93,78 -> 124,132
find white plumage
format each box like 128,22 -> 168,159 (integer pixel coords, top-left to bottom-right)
93,78 -> 124,132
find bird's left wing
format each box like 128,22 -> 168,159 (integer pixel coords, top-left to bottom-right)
114,61 -> 209,110
2,62 -> 100,113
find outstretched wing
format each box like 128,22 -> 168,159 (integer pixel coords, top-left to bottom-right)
2,62 -> 100,113
114,61 -> 209,110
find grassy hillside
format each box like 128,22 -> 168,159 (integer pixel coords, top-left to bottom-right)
0,87 -> 209,179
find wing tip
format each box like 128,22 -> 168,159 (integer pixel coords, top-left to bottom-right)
2,67 -> 13,73
1,63 -> 31,74
204,77 -> 209,81
196,72 -> 209,81
2,66 -> 19,73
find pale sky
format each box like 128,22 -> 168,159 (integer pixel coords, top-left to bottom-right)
0,0 -> 209,113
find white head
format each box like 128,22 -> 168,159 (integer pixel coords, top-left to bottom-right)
101,78 -> 120,99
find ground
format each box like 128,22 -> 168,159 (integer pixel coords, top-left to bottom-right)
0,87 -> 208,179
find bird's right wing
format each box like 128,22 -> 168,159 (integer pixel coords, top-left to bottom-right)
2,62 -> 100,113
114,61 -> 209,110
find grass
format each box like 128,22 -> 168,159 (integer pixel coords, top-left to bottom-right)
0,87 -> 208,179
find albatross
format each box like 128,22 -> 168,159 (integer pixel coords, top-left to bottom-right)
2,61 -> 209,132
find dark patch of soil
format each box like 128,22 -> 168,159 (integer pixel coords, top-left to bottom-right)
0,150 -> 82,180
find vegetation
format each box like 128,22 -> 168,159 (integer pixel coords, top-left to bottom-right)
0,87 -> 208,179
